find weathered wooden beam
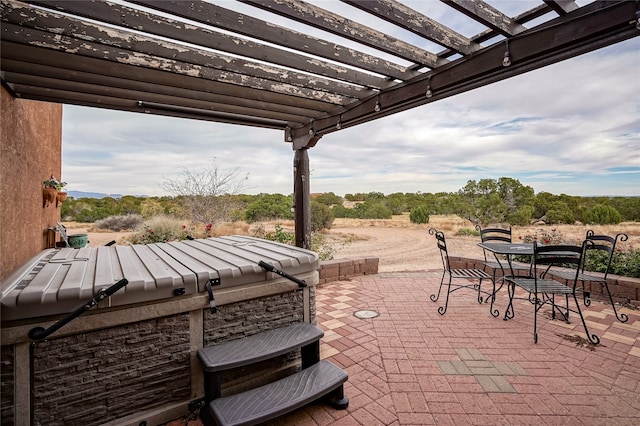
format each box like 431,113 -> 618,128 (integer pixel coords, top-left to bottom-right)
25,0 -> 388,90
129,0 -> 418,82
292,0 -> 638,141
343,0 -> 481,55
1,0 -> 365,102
0,41 -> 336,115
3,71 -> 312,125
543,0 -> 579,16
241,0 -> 445,68
293,149 -> 311,250
8,83 -> 291,128
442,0 -> 527,36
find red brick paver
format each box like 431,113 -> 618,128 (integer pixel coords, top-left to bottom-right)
168,272 -> 640,425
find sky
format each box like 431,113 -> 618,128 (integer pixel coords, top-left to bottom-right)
61,1 -> 640,198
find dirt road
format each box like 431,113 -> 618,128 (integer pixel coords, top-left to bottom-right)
330,226 -> 482,272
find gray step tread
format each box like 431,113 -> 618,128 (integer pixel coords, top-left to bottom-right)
209,360 -> 348,426
198,322 -> 323,372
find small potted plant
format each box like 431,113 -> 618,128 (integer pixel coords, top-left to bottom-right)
43,175 -> 67,207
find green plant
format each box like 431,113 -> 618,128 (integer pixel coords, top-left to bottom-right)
455,227 -> 479,237
43,175 -> 67,191
409,205 -> 430,224
583,204 -> 622,225
311,201 -> 334,232
264,223 -> 295,245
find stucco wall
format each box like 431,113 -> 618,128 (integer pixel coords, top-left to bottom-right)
0,85 -> 63,280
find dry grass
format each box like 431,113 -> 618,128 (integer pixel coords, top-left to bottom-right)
333,214 -> 640,250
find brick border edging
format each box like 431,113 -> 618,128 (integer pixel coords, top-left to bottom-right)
319,256 -> 640,308
318,257 -> 379,284
448,256 -> 640,308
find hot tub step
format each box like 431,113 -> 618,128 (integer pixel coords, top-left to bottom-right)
198,322 -> 323,372
208,360 -> 348,426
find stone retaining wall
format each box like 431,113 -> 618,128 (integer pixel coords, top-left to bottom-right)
448,256 -> 640,307
320,256 -> 639,307
318,257 -> 379,284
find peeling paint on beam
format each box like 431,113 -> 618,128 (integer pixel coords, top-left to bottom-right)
444,0 -> 527,36
0,40 -> 336,114
129,0 -> 417,81
27,0 -> 390,90
2,0 -> 366,102
243,0 -> 441,67
344,0 -> 480,55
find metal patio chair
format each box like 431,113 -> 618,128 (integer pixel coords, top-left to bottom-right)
504,240 -> 599,345
476,225 -> 531,280
550,230 -> 629,323
429,228 -> 493,315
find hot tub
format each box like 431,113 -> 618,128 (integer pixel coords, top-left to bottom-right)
0,235 -> 320,426
1,235 -> 318,321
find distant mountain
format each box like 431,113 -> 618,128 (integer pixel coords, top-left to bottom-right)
67,190 -> 124,199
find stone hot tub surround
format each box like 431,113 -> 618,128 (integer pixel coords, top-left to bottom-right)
0,236 -> 319,426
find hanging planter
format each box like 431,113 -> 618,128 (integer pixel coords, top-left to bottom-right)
42,186 -> 57,208
56,191 -> 68,207
43,175 -> 66,208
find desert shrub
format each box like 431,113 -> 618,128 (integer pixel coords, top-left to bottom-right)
354,201 -> 392,219
311,201 -> 334,231
583,204 -> 622,225
127,215 -> 188,244
94,214 -> 143,231
583,249 -> 640,278
455,227 -> 479,237
409,205 -> 430,224
263,223 -> 295,245
545,201 -> 574,224
311,233 -> 336,261
257,223 -> 341,261
140,199 -> 166,218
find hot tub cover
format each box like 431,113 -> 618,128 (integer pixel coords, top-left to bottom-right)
1,236 -> 318,321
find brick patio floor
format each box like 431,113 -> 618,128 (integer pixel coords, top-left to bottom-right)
170,272 -> 640,425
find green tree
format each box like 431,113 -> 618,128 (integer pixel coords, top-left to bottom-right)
546,201 -> 574,224
314,192 -> 343,206
310,201 -> 334,231
353,200 -> 392,219
244,194 -> 293,223
140,198 -> 165,218
409,205 -> 430,224
583,204 -> 622,225
385,192 -> 407,215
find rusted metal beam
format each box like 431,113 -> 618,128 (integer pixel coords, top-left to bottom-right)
129,0 -> 418,82
343,0 -> 481,55
241,0 -> 445,68
443,0 -> 527,36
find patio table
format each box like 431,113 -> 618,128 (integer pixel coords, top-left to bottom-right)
477,242 -> 533,318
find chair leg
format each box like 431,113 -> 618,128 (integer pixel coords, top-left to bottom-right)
504,281 -> 515,320
532,292 -> 539,344
601,281 -> 629,323
436,275 -> 453,315
430,271 -> 446,303
571,293 -> 600,345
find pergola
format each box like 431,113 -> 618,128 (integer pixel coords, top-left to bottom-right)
2,0 -> 638,247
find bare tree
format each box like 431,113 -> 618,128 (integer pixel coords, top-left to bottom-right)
163,158 -> 249,224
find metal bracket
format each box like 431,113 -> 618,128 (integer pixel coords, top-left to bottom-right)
205,279 -> 220,314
